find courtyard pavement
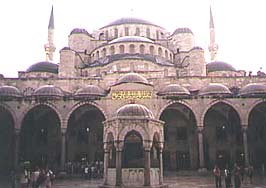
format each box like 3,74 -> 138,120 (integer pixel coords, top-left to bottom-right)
1,174 -> 266,188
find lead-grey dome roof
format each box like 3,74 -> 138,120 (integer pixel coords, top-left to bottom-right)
109,36 -> 154,44
32,85 -> 64,99
101,17 -> 159,28
116,103 -> 154,119
70,28 -> 90,36
74,85 -> 106,99
26,61 -> 58,74
207,61 -> 236,73
199,83 -> 232,96
172,27 -> 193,35
157,84 -> 190,97
239,83 -> 266,96
115,73 -> 150,86
0,85 -> 22,99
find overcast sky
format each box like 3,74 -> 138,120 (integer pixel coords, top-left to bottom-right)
0,0 -> 266,77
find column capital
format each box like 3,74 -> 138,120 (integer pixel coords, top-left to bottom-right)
143,140 -> 152,151
61,128 -> 67,135
197,126 -> 204,133
242,126 -> 248,132
114,140 -> 124,151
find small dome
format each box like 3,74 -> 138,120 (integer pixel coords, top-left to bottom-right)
116,103 -> 154,119
115,73 -> 150,86
207,61 -> 236,73
0,85 -> 22,98
157,84 -> 190,97
172,28 -> 193,35
199,83 -> 232,96
70,28 -> 90,35
109,36 -> 154,44
101,17 -> 158,28
32,85 -> 64,98
74,85 -> 106,99
239,83 -> 266,96
26,61 -> 58,74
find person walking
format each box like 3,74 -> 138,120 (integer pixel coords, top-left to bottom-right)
247,165 -> 254,184
233,163 -> 241,188
213,165 -> 222,188
225,165 -> 232,188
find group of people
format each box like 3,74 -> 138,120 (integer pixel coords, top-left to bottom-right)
20,166 -> 55,188
213,164 -> 254,188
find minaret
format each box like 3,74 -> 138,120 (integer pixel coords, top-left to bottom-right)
44,6 -> 56,61
208,6 -> 218,61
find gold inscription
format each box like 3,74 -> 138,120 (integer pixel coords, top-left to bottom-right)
112,91 -> 152,100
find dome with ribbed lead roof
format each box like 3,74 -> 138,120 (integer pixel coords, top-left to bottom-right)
26,61 -> 58,74
238,83 -> 266,97
114,73 -> 151,86
32,85 -> 64,99
199,83 -> 232,96
74,85 -> 107,99
157,84 -> 190,97
0,85 -> 22,99
116,103 -> 154,119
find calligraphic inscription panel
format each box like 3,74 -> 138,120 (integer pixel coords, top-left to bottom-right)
112,91 -> 152,100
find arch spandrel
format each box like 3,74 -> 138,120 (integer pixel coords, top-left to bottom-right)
200,99 -> 242,127
246,99 -> 266,127
157,100 -> 198,127
66,101 -> 107,129
18,102 -> 63,130
0,103 -> 17,129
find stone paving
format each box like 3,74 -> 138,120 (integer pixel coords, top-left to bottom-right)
1,174 -> 266,188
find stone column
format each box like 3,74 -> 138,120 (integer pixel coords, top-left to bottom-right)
114,140 -> 123,186
242,126 -> 249,167
144,140 -> 152,186
60,128 -> 67,171
14,129 -> 20,171
197,126 -> 205,169
103,144 -> 110,185
158,142 -> 164,185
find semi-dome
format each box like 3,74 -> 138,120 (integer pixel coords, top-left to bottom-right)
70,28 -> 90,35
26,61 -> 58,74
32,85 -> 64,98
101,17 -> 158,28
0,85 -> 22,98
172,27 -> 193,35
239,83 -> 266,96
109,36 -> 154,44
157,84 -> 190,97
115,73 -> 150,86
116,103 -> 154,119
199,83 -> 232,96
207,61 -> 236,73
74,85 -> 106,99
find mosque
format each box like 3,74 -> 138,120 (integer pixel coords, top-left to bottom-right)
0,5 -> 266,187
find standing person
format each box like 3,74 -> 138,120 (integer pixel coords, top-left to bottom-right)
213,165 -> 222,188
240,165 -> 245,182
233,163 -> 241,188
20,168 -> 28,188
30,167 -> 40,188
225,165 -> 232,188
247,165 -> 254,184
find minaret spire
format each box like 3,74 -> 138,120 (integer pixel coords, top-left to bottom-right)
45,6 -> 56,62
208,6 -> 218,61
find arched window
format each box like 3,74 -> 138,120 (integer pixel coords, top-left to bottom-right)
140,45 -> 145,54
125,27 -> 129,36
146,28 -> 150,38
110,46 -> 115,55
158,47 -> 163,56
99,33 -> 104,40
170,53 -> 173,61
136,27 -> 140,36
129,44 -> 135,54
156,30 -> 159,39
150,46 -> 155,55
96,51 -> 99,59
119,45 -> 125,54
165,50 -> 168,59
102,48 -> 107,58
114,28 -> 118,38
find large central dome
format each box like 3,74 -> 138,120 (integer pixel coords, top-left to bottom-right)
101,17 -> 159,28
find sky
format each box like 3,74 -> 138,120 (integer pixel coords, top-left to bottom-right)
0,0 -> 266,78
